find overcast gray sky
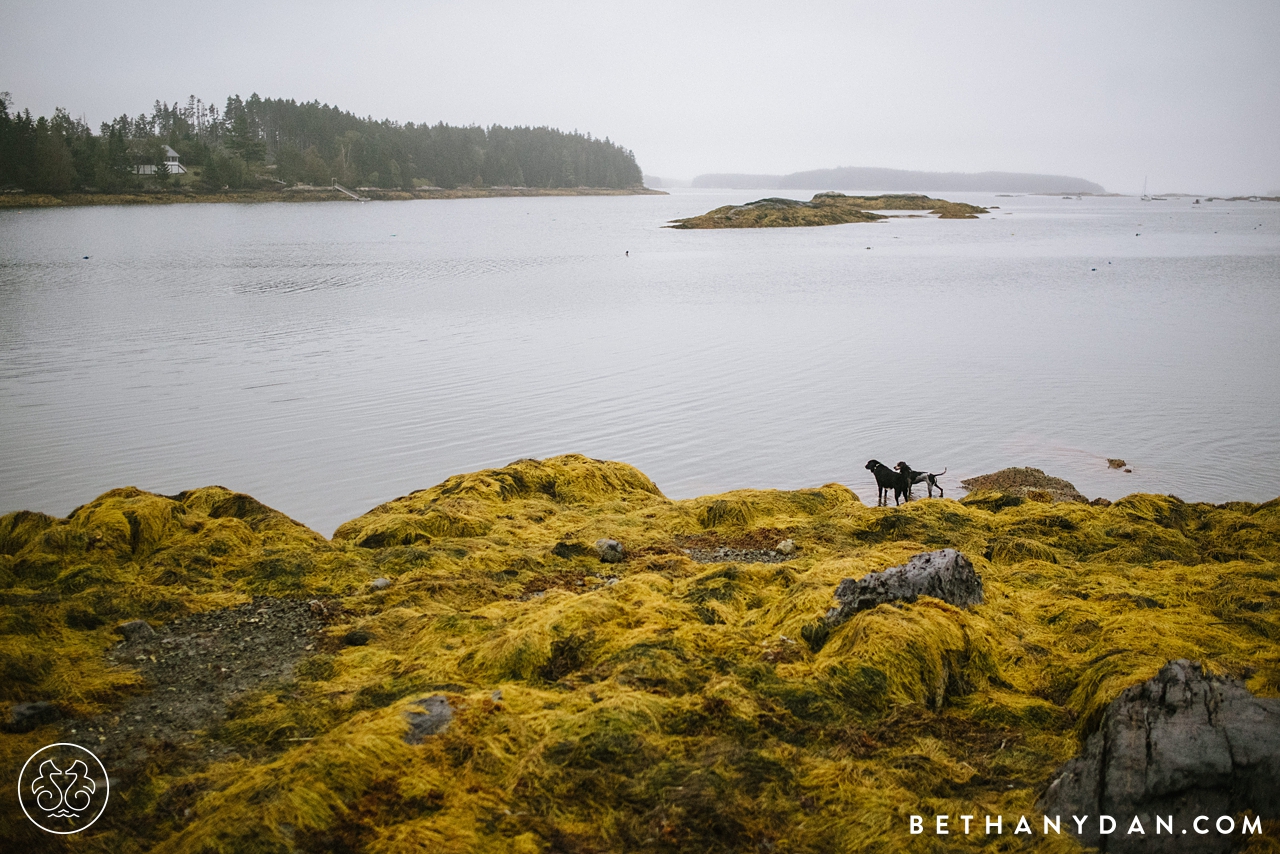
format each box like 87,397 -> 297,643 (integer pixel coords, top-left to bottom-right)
2,1 -> 1277,194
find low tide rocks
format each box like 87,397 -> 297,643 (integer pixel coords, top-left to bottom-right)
1,454 -> 1278,851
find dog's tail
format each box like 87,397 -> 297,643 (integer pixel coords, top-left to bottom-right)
933,467 -> 947,477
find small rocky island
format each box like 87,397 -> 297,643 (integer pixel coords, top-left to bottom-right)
667,191 -> 988,228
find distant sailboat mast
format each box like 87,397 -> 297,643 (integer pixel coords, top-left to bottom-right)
1142,176 -> 1151,201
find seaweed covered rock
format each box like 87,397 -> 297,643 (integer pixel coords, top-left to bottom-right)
1038,659 -> 1280,852
960,467 -> 1087,503
826,549 -> 983,627
3,457 -> 1280,853
667,192 -> 987,228
334,454 -> 667,546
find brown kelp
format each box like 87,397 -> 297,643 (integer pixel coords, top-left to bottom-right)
1,455 -> 1277,851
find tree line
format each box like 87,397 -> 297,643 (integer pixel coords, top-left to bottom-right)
0,91 -> 644,193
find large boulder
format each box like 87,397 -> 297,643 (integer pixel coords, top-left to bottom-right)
1038,659 -> 1280,853
825,549 -> 983,627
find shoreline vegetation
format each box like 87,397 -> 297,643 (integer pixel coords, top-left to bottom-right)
0,91 -> 647,201
0,185 -> 666,210
2,454 -> 1277,850
668,192 -> 988,228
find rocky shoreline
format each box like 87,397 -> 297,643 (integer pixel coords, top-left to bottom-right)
1,456 -> 1276,851
0,185 -> 666,210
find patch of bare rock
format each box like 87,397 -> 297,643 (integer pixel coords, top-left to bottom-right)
825,548 -> 984,627
1038,659 -> 1280,853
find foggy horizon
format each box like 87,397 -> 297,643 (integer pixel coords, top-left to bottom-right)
3,1 -> 1278,196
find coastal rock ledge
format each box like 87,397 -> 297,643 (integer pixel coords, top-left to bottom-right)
1037,659 -> 1280,853
825,548 -> 983,627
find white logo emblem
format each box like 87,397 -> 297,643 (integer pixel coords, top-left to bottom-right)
18,743 -> 110,834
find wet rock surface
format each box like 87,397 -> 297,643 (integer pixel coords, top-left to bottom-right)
404,694 -> 453,743
1038,659 -> 1280,853
826,549 -> 983,626
61,597 -> 325,765
594,538 -> 625,563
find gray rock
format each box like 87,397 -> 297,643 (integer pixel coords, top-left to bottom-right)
594,538 -> 625,564
369,577 -> 391,591
117,619 -> 155,641
4,701 -> 61,733
826,549 -> 983,626
1038,659 -> 1280,853
404,694 -> 453,743
776,539 -> 796,555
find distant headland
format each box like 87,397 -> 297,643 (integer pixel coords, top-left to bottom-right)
690,166 -> 1106,195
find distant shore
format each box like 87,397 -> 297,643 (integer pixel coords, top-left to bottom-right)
0,185 -> 667,210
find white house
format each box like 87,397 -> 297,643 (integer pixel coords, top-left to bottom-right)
136,145 -> 187,176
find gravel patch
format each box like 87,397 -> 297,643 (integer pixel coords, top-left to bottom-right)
61,597 -> 326,767
682,546 -> 794,564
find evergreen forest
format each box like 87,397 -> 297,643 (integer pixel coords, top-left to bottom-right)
0,92 -> 644,193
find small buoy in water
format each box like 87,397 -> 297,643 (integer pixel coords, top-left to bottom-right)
1091,268 -> 1096,271
865,246 -> 871,250
83,256 -> 89,259
625,250 -> 629,256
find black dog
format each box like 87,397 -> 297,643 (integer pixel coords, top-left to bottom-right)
895,462 -> 946,499
865,459 -> 910,506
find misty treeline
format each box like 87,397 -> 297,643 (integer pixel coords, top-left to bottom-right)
0,92 -> 643,193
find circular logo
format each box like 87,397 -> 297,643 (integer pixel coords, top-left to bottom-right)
17,743 -> 110,834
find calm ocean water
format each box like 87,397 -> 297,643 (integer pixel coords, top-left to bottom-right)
2,190 -> 1278,534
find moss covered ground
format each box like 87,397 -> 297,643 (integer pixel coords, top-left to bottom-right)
1,455 -> 1278,852
667,193 -> 989,229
